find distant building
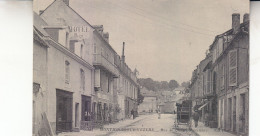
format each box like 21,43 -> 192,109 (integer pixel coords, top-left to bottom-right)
138,87 -> 157,113
173,87 -> 186,94
157,91 -> 176,113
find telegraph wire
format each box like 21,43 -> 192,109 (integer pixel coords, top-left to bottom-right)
107,0 -> 222,33
102,0 -> 217,37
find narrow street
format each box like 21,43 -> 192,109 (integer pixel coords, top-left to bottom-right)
106,114 -> 195,136
58,114 -> 196,136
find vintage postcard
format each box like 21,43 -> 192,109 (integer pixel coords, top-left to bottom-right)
33,0 -> 249,136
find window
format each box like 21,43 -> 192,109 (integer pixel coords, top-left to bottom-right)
213,49 -> 216,62
66,32 -> 69,47
65,61 -> 70,84
207,70 -> 211,93
69,40 -> 77,53
94,44 -> 97,54
101,48 -> 103,56
220,65 -> 225,90
229,49 -> 237,86
80,69 -> 85,90
80,44 -> 83,58
107,76 -> 110,92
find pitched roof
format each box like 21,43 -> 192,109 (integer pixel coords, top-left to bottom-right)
33,12 -> 49,36
209,21 -> 249,50
40,0 -> 93,28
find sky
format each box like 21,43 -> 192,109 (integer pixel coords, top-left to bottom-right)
33,0 -> 249,83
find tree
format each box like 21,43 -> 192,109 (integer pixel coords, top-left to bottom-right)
160,81 -> 169,90
181,81 -> 190,88
137,87 -> 144,105
169,80 -> 179,90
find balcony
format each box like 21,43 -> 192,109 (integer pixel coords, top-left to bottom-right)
93,54 -> 118,77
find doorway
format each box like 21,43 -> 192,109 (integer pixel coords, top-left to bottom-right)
233,96 -> 236,132
75,103 -> 79,127
240,94 -> 246,133
228,98 -> 232,130
81,95 -> 91,121
56,89 -> 73,133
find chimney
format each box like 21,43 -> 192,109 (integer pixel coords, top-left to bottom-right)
122,42 -> 125,63
62,0 -> 69,6
103,32 -> 109,43
243,13 -> 249,23
232,13 -> 240,34
39,10 -> 44,15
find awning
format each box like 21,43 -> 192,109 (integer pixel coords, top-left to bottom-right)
198,102 -> 209,110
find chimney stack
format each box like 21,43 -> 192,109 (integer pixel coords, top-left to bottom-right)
122,42 -> 125,63
39,10 -> 44,15
62,0 -> 69,6
243,13 -> 249,23
232,13 -> 240,34
103,32 -> 109,43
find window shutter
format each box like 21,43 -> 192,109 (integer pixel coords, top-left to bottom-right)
80,69 -> 85,90
229,49 -> 237,86
221,65 -> 225,89
94,69 -> 101,88
207,70 -> 211,93
65,61 -> 70,84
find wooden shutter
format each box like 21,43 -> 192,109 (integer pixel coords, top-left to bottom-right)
207,70 -> 211,93
65,61 -> 70,84
94,69 -> 101,88
229,49 -> 237,86
221,65 -> 225,89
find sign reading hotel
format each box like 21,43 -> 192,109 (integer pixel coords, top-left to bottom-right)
69,26 -> 89,39
69,26 -> 88,33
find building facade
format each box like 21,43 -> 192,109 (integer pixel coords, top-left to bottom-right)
210,13 -> 249,135
33,0 -> 139,134
138,87 -> 157,114
189,13 -> 249,135
33,14 -> 50,135
113,43 -> 139,119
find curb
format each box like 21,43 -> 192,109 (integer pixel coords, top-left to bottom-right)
190,128 -> 200,136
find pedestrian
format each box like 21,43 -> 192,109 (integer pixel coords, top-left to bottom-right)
193,110 -> 200,128
131,109 -> 134,120
158,110 -> 161,119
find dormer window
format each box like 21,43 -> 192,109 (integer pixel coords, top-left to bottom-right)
69,40 -> 77,53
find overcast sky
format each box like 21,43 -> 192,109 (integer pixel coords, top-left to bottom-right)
34,0 -> 249,83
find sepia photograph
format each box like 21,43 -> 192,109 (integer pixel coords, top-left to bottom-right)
32,0 -> 249,136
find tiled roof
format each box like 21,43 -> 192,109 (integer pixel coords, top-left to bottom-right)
33,12 -> 49,36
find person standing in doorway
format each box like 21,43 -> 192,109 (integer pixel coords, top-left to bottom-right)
131,109 -> 134,120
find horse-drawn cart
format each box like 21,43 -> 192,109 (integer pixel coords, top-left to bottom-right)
174,100 -> 192,130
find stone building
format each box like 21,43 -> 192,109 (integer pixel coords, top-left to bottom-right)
138,87 -> 157,114
91,25 -> 119,125
33,0 -> 139,134
189,13 -> 249,135
209,13 -> 249,135
35,0 -> 95,133
33,12 -> 50,136
113,42 -> 139,120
